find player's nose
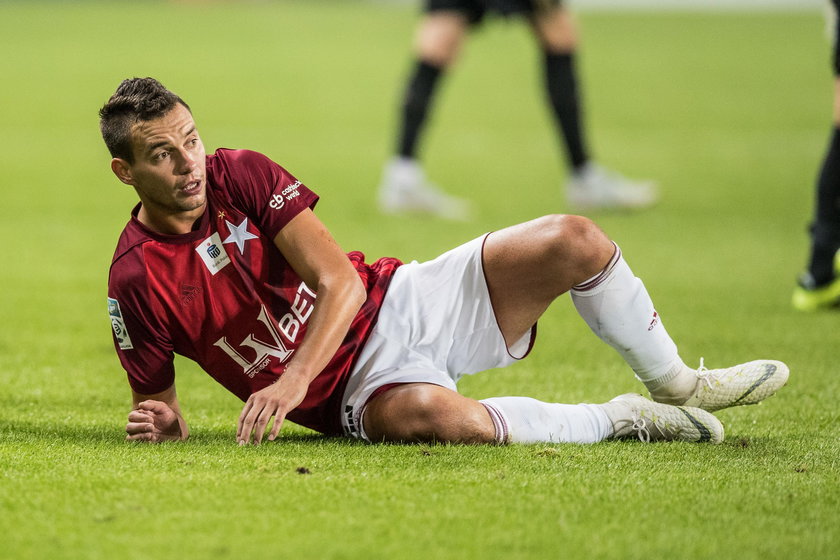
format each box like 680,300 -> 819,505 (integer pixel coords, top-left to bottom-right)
176,149 -> 198,174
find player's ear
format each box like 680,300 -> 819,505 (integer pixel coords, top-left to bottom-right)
111,158 -> 135,186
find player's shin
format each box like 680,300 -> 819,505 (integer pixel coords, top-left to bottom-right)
569,245 -> 695,399
480,397 -> 612,444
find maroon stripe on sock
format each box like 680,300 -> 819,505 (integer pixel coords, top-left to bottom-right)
572,242 -> 621,292
481,402 -> 509,444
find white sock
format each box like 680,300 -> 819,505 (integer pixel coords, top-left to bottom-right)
386,156 -> 422,187
570,244 -> 686,389
480,397 -> 613,444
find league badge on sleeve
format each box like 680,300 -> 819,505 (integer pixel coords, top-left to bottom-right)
108,297 -> 133,350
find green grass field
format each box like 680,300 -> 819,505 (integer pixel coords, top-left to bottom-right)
1,1 -> 838,558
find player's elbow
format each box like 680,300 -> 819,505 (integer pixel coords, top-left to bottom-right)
346,273 -> 368,310
323,269 -> 367,311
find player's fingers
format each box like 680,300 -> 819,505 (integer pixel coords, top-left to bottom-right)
126,431 -> 154,442
137,400 -> 167,413
236,399 -> 255,441
238,403 -> 262,445
267,412 -> 286,442
128,410 -> 153,423
252,406 -> 277,445
125,422 -> 153,435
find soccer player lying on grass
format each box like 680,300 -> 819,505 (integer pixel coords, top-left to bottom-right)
102,78 -> 788,447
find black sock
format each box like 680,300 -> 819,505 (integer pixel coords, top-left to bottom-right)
544,51 -> 589,171
807,126 -> 840,285
397,60 -> 443,159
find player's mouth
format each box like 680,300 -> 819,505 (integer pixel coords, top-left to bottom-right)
180,178 -> 203,196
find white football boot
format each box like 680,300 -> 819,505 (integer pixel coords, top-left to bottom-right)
601,393 -> 724,444
378,157 -> 473,221
566,162 -> 657,211
673,359 -> 790,412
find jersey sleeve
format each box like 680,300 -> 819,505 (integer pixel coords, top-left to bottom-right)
108,252 -> 176,395
213,149 -> 320,240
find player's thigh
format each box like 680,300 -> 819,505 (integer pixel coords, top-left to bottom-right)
482,215 -> 613,344
415,11 -> 470,66
363,383 -> 495,444
529,2 -> 577,53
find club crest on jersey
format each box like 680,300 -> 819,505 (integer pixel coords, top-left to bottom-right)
107,297 -> 133,350
222,217 -> 258,255
196,232 -> 231,275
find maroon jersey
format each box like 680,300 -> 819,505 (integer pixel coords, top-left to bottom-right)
107,149 -> 401,435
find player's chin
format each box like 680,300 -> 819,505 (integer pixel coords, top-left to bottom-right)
176,192 -> 207,212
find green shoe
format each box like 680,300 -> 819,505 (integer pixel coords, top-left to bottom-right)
792,276 -> 840,311
792,252 -> 840,311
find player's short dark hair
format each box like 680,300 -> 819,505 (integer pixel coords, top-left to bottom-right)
99,77 -> 191,163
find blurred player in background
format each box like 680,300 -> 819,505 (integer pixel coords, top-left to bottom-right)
378,0 -> 656,220
792,0 -> 840,311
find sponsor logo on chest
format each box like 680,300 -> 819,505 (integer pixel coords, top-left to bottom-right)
196,217 -> 260,275
196,232 -> 231,275
214,281 -> 316,378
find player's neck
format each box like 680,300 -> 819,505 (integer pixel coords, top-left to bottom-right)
138,203 -> 206,235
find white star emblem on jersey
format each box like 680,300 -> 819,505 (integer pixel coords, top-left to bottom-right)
222,218 -> 258,255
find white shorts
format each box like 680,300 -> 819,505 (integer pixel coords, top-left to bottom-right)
340,234 -> 535,440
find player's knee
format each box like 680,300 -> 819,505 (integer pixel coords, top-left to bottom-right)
534,214 -> 612,269
390,385 -> 454,441
401,387 -> 495,444
365,384 -> 494,444
415,13 -> 467,67
533,6 -> 578,53
417,42 -> 460,68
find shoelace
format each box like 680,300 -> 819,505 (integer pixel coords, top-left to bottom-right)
631,417 -> 652,443
695,357 -> 718,391
630,413 -> 677,443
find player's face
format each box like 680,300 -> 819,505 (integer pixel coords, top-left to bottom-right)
114,103 -> 207,233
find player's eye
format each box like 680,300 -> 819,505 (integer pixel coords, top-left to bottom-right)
155,151 -> 170,161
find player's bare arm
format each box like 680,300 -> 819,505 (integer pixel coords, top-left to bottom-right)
236,209 -> 366,445
126,384 -> 189,443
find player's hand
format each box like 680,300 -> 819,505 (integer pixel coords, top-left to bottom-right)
125,400 -> 183,443
236,372 -> 309,445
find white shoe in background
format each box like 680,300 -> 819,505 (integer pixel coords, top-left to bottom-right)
566,162 -> 657,210
378,157 -> 473,221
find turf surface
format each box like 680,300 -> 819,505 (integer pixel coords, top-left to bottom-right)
0,2 -> 837,559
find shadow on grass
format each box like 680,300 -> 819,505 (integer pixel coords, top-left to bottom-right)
0,420 -> 364,448
0,420 -> 795,462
